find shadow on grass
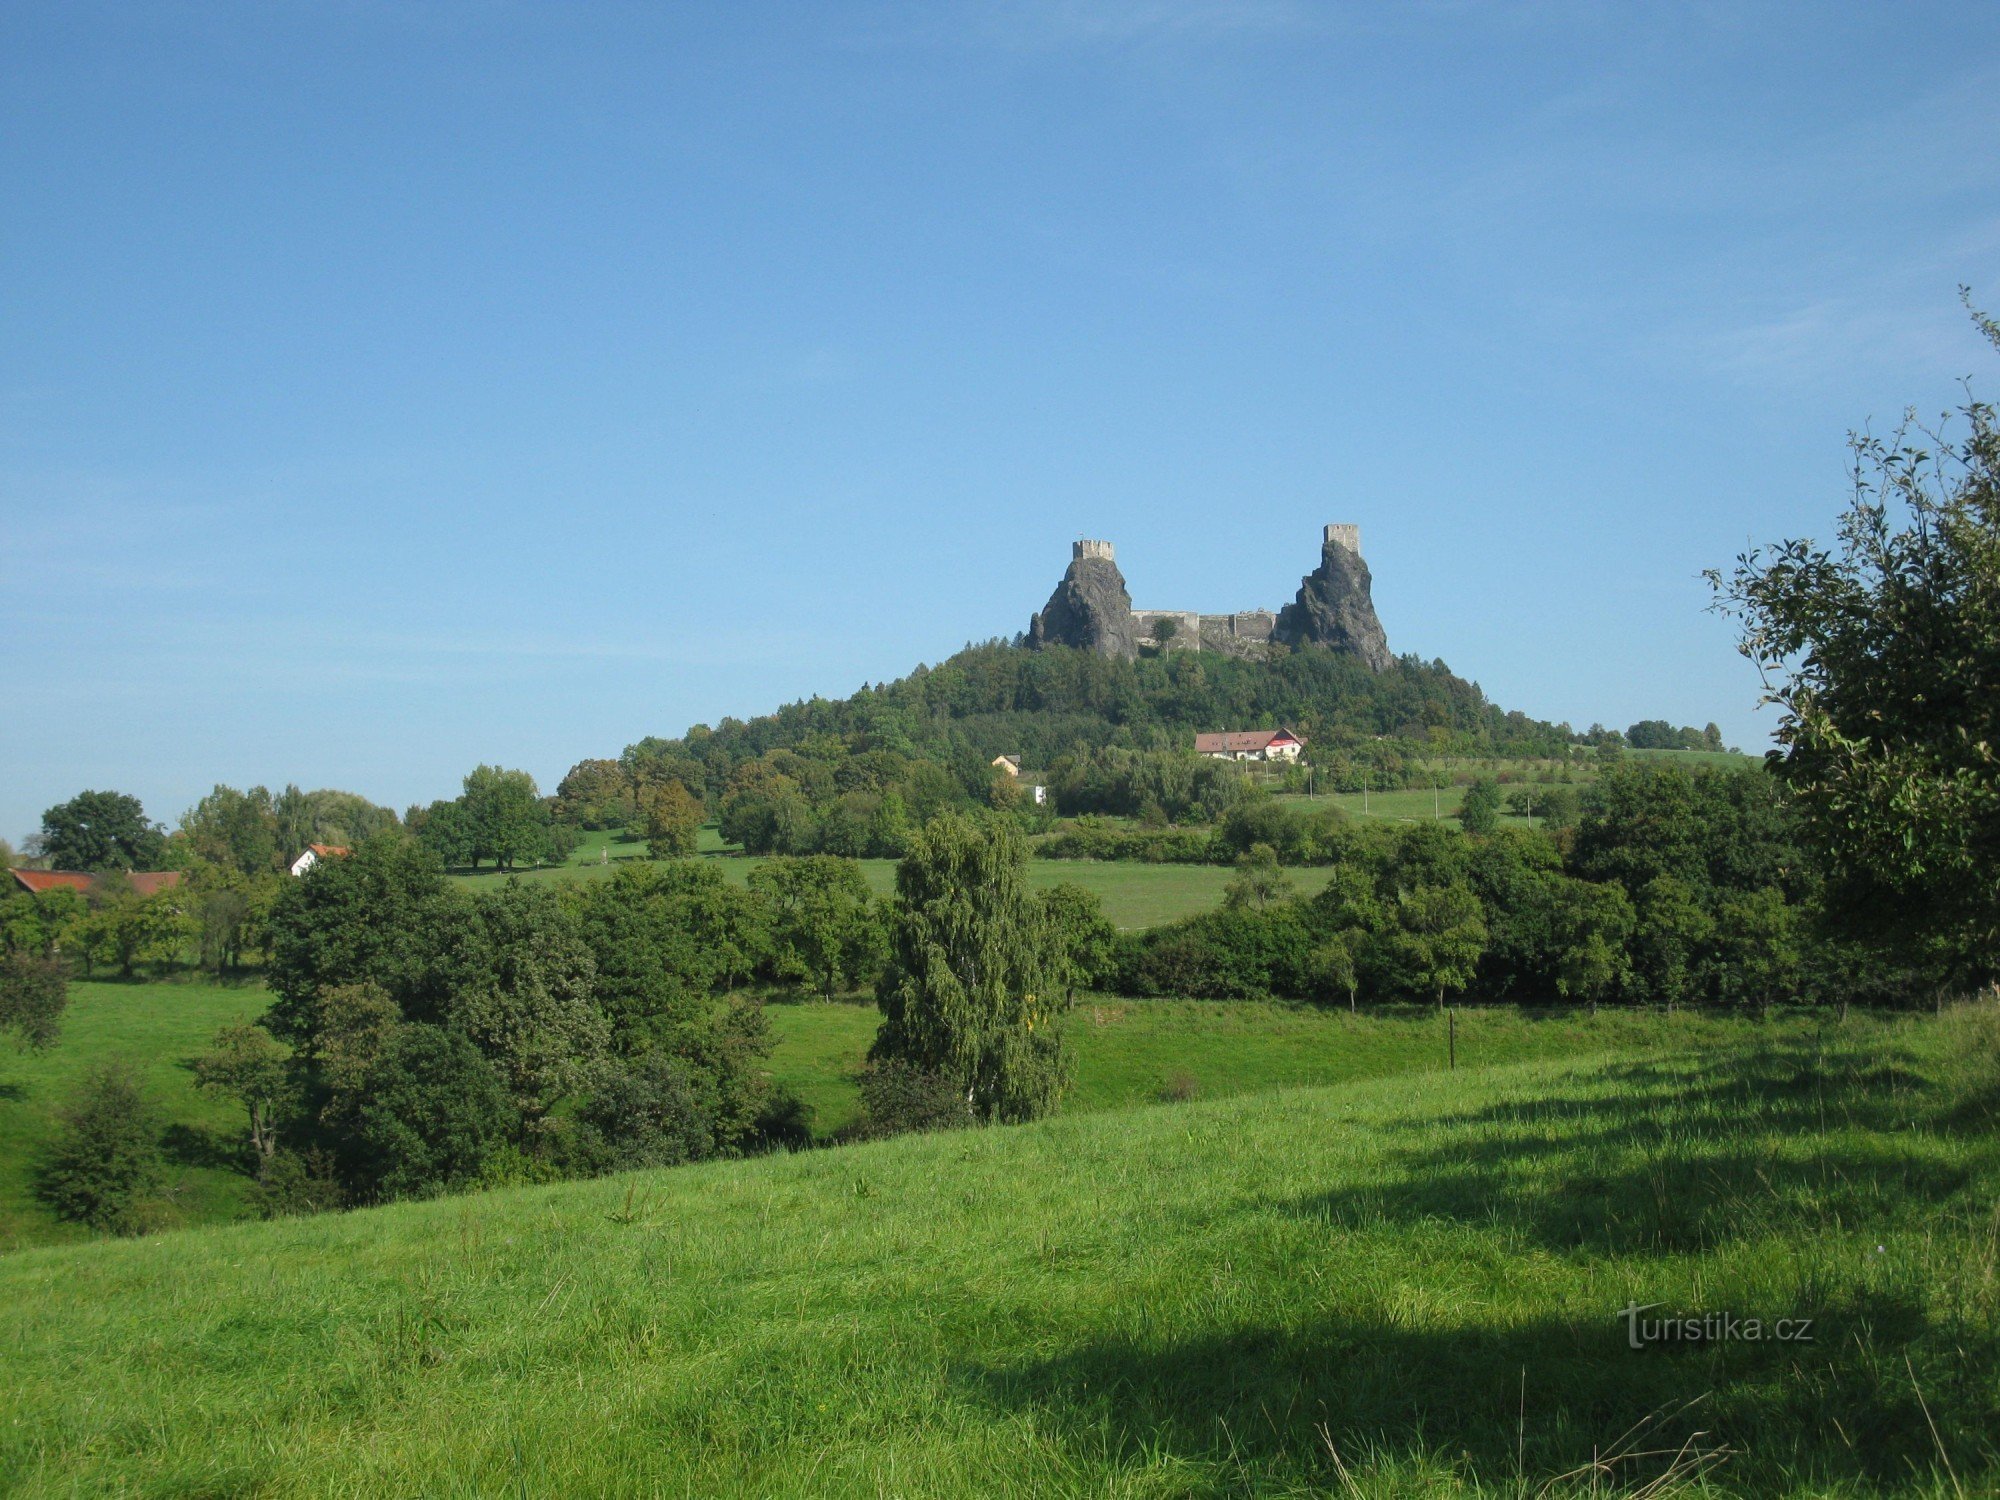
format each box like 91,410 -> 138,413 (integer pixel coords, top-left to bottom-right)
956,1034 -> 1997,1492
960,1292 -> 1977,1495
0,1081 -> 25,1103
1285,1040 -> 1988,1259
161,1121 -> 247,1173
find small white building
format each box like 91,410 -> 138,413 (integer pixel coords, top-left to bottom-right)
288,843 -> 349,878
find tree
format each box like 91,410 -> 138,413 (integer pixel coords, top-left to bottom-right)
307,980 -> 404,1165
352,1025 -> 514,1200
1307,863 -> 1383,1008
1633,875 -> 1711,1011
1707,887 -> 1801,1013
1040,883 -> 1117,1003
412,798 -> 474,869
179,785 -> 281,875
1222,843 -> 1294,911
640,781 -> 703,858
37,1063 -> 162,1233
192,883 -> 255,974
554,758 -> 637,829
263,836 -> 459,1048
37,790 -> 166,871
0,885 -> 84,959
1547,877 -> 1635,1013
871,814 -> 1067,1123
0,951 -> 67,1050
459,765 -> 550,871
189,1022 -> 293,1177
443,882 -> 607,1127
1709,299 -> 2000,983
79,875 -> 178,980
750,856 -> 884,1002
1309,932 -> 1361,1011
1385,882 -> 1487,1008
1457,778 -> 1502,835
573,1050 -> 717,1170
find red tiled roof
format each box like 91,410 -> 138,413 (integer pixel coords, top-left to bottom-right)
9,869 -> 93,894
1194,729 -> 1303,754
9,869 -> 184,896
307,843 -> 349,858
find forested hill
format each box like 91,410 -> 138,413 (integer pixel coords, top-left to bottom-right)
619,642 -> 1573,799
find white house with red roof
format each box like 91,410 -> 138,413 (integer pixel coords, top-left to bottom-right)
288,843 -> 350,878
1193,728 -> 1306,763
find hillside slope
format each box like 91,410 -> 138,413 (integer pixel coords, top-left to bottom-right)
1,1011 -> 1994,1497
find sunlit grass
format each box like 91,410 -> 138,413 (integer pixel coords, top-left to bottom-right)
2,1003 -> 1991,1496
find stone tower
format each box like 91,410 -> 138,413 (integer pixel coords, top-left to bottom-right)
1323,523 -> 1361,556
1074,539 -> 1115,562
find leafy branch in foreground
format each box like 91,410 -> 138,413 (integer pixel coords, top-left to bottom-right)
1709,293 -> 2000,980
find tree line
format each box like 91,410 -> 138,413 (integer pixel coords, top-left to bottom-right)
6,817 -> 1110,1231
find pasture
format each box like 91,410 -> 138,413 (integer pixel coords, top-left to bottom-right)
456,847 -> 1335,929
766,998 -> 1808,1140
0,1003 -> 1990,1496
0,980 -> 265,1254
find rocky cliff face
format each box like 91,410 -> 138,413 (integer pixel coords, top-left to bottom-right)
1028,548 -> 1139,660
1272,535 -> 1393,671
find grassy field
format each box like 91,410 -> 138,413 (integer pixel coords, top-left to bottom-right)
0,1003 -> 1991,1496
457,849 -> 1333,929
0,980 -> 266,1254
767,999 -> 1806,1139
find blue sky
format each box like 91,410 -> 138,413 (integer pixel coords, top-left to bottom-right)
4,1 -> 1998,844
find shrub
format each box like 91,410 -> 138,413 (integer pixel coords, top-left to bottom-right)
1118,906 -> 1316,999
37,1063 -> 163,1233
1037,820 -> 1221,864
749,1086 -> 815,1152
0,951 -> 67,1051
256,1147 -> 347,1219
572,1050 -> 717,1172
854,1058 -> 969,1139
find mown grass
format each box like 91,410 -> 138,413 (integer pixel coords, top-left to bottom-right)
0,980 -> 266,1253
1,1004 -> 1992,1496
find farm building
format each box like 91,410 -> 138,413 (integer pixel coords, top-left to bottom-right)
991,754 -> 1022,777
288,843 -> 350,878
9,869 -> 184,897
1194,729 -> 1306,763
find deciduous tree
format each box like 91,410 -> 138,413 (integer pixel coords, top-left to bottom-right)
190,1022 -> 293,1176
37,790 -> 165,872
37,1064 -> 162,1233
640,780 -> 703,857
871,814 -> 1067,1122
1709,299 -> 2000,981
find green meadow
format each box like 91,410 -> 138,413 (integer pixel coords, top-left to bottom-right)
456,846 -> 1338,929
0,980 -> 265,1254
0,1003 -> 1991,1496
5,983 -> 1717,1245
766,998 -> 1801,1140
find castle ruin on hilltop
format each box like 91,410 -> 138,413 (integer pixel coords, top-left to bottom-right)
1027,525 -> 1392,670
